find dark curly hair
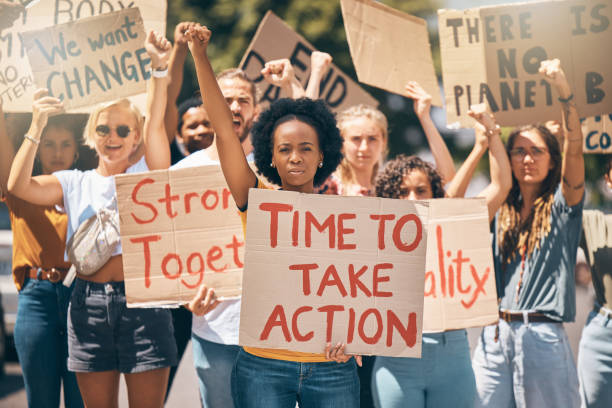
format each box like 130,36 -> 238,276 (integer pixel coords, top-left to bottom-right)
375,154 -> 445,199
251,98 -> 343,187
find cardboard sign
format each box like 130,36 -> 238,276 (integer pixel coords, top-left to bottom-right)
239,189 -> 428,357
115,165 -> 244,307
0,0 -> 166,112
439,0 -> 612,128
340,0 -> 442,106
21,8 -> 147,111
423,198 -> 497,332
239,10 -> 378,111
582,114 -> 612,153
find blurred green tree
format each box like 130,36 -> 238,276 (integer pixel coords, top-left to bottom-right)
167,0 -> 609,209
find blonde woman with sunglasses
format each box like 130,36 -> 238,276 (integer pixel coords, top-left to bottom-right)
7,31 -> 177,408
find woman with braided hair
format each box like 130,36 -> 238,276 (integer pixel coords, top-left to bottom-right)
472,59 -> 585,408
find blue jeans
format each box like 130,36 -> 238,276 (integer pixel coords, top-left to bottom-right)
192,334 -> 239,408
372,330 -> 475,408
578,310 -> 612,408
472,319 -> 579,408
13,278 -> 83,408
231,348 -> 359,408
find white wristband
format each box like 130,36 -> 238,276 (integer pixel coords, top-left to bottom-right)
24,134 -> 40,145
151,68 -> 168,78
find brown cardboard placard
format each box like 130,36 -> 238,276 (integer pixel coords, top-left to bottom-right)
115,164 -> 244,307
340,0 -> 442,106
239,189 -> 428,357
439,0 -> 612,128
239,10 -> 378,112
582,114 -> 612,153
422,198 -> 498,332
0,0 -> 166,113
21,8 -> 147,111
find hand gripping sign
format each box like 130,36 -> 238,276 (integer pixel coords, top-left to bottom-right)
439,0 -> 612,128
116,165 -> 244,307
239,189 -> 429,358
240,10 -> 378,112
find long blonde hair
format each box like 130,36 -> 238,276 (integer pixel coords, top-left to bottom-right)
336,104 -> 388,189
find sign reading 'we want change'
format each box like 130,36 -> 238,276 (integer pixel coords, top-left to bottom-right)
21,8 -> 148,111
1,1 -> 166,112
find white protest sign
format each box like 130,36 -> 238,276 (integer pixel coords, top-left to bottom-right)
423,198 -> 498,332
0,0 -> 166,112
439,0 -> 612,128
115,165 -> 244,307
239,10 -> 378,111
239,189 -> 428,357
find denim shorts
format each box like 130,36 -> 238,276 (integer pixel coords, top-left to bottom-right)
67,279 -> 177,374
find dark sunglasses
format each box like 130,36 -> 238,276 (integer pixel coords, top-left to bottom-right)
95,124 -> 133,138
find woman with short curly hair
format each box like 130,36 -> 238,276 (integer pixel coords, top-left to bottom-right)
372,106 -> 511,408
186,24 -> 359,408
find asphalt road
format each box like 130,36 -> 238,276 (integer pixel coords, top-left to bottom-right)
0,285 -> 594,407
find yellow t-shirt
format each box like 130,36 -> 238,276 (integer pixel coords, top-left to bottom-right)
3,194 -> 70,290
240,179 -> 328,363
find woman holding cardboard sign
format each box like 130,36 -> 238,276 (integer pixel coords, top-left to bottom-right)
185,24 -> 362,408
0,96 -> 85,406
7,31 -> 179,407
372,103 -> 511,408
471,59 -> 584,408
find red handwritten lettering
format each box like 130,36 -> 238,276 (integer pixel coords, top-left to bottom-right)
373,263 -> 393,297
260,305 -> 291,341
130,234 -> 161,288
358,308 -> 383,344
158,183 -> 179,218
386,310 -> 417,347
318,305 -> 344,342
131,178 -> 157,224
393,214 -> 422,252
259,203 -> 293,248
289,263 -> 319,296
292,306 -> 314,341
369,214 -> 395,250
316,264 -> 348,297
305,211 -> 335,248
337,213 -> 357,250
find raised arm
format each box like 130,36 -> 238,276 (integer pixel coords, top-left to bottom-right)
164,22 -> 196,142
0,101 -> 14,195
405,81 -> 456,184
445,107 -> 489,199
185,24 -> 255,209
7,89 -> 64,206
305,51 -> 332,99
470,105 -> 512,222
143,30 -> 171,170
539,59 -> 584,206
261,59 -> 305,99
